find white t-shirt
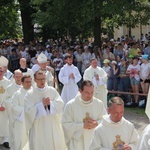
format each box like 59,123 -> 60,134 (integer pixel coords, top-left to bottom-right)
140,63 -> 150,79
53,58 -> 63,71
127,64 -> 140,81
102,66 -> 111,75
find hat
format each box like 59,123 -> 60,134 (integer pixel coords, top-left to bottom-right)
46,45 -> 50,48
37,53 -> 47,63
128,54 -> 134,58
0,56 -> 8,67
103,59 -> 110,64
84,46 -> 88,49
111,60 -> 117,65
141,54 -> 149,60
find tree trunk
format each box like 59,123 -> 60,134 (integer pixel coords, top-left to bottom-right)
94,17 -> 101,47
128,27 -> 132,38
19,0 -> 34,44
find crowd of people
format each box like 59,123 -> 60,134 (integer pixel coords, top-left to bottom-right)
0,34 -> 150,149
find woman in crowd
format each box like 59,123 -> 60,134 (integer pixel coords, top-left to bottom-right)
119,57 -> 130,102
139,54 -> 150,94
107,60 -> 119,91
127,57 -> 140,106
91,46 -> 102,67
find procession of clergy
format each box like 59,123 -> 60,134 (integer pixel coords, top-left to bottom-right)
0,52 -> 150,150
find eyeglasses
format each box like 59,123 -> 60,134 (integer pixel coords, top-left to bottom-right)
35,78 -> 46,81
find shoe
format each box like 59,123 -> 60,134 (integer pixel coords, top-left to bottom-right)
125,102 -> 138,107
125,102 -> 132,107
3,142 -> 10,149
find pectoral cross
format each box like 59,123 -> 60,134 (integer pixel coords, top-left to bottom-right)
83,112 -> 90,123
0,86 -> 5,94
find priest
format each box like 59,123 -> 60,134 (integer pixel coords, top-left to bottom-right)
137,124 -> 150,150
0,56 -> 11,148
11,75 -> 32,150
5,69 -> 23,148
62,80 -> 107,150
83,58 -> 108,108
37,53 -> 54,87
89,97 -> 139,150
19,58 -> 34,79
24,70 -> 66,150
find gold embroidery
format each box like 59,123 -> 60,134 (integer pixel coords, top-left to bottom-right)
83,112 -> 90,123
113,135 -> 125,150
0,86 -> 5,94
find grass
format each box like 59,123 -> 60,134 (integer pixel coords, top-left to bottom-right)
125,107 -> 146,116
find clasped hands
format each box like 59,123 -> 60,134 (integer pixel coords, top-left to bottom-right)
69,73 -> 75,79
42,97 -> 50,107
84,118 -> 98,129
95,74 -> 99,80
121,144 -> 132,150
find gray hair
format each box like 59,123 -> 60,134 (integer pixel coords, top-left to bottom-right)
108,97 -> 124,107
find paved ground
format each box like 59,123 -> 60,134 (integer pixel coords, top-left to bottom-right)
0,109 -> 149,149
124,110 -> 149,135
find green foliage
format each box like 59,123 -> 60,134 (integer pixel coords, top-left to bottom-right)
0,1 -> 22,40
31,0 -> 150,40
1,0 -> 150,42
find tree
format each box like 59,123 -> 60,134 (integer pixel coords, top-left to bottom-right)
18,0 -> 35,44
0,1 -> 21,40
31,0 -> 150,46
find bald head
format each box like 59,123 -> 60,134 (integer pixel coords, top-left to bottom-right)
20,58 -> 27,68
14,69 -> 23,85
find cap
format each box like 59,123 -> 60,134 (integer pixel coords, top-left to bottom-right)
128,54 -> 134,58
111,60 -> 117,65
103,59 -> 110,64
37,53 -> 47,63
46,45 -> 50,48
141,54 -> 149,60
84,46 -> 88,49
0,56 -> 8,67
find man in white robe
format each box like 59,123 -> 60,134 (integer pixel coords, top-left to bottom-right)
83,58 -> 108,108
11,75 -> 32,150
24,70 -> 66,150
5,70 -> 23,148
0,55 -> 14,82
6,70 -> 23,97
19,58 -> 34,80
59,54 -> 81,105
0,64 -> 11,148
89,97 -> 139,150
62,80 -> 107,150
141,88 -> 150,150
137,124 -> 150,150
145,87 -> 150,120
37,53 -> 54,86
